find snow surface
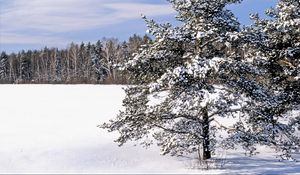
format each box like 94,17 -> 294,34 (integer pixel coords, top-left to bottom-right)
0,85 -> 299,174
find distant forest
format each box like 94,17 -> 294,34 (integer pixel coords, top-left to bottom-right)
0,34 -> 151,84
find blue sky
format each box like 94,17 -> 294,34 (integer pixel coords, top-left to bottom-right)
0,0 -> 277,53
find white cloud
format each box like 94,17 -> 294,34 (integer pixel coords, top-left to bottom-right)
0,0 -> 175,46
0,0 -> 174,44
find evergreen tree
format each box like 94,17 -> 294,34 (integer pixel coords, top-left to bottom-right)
78,42 -> 86,81
128,34 -> 144,55
21,54 -> 32,82
0,52 -> 9,81
55,51 -> 62,82
227,0 -> 300,160
120,41 -> 130,63
101,0 -> 247,161
91,41 -> 109,82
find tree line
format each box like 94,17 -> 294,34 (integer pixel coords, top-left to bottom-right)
0,34 -> 151,84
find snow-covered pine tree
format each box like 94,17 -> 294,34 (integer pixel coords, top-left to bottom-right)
249,0 -> 300,102
20,52 -> 32,82
101,0 -> 249,161
90,41 -> 109,82
0,52 -> 9,82
55,55 -> 62,82
225,0 -> 300,160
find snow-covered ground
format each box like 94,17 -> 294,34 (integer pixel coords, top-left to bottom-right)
0,85 -> 299,174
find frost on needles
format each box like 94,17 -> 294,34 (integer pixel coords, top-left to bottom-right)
101,0 -> 300,161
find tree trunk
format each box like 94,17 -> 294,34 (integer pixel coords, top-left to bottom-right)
202,107 -> 211,160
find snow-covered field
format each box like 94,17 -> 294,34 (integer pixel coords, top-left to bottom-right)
0,85 -> 299,174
